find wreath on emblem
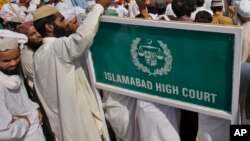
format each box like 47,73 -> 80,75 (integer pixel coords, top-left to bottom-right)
131,38 -> 172,77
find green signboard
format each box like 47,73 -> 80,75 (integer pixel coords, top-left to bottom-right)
89,18 -> 241,117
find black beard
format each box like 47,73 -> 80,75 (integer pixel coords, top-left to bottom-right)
1,67 -> 19,75
53,24 -> 73,38
26,40 -> 43,52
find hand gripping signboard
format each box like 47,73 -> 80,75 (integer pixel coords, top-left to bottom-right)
87,16 -> 242,123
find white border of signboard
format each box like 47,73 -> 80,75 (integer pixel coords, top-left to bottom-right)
87,16 -> 243,124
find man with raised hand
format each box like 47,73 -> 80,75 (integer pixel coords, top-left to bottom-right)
32,0 -> 111,141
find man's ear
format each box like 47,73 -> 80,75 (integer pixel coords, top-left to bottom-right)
45,23 -> 54,33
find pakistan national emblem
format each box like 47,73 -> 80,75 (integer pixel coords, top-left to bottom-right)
131,38 -> 172,76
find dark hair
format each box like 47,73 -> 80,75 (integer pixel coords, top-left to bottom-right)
211,6 -> 223,13
194,10 -> 212,23
197,0 -> 204,7
172,0 -> 188,18
156,7 -> 167,15
147,5 -> 157,14
155,3 -> 167,15
186,0 -> 197,17
34,14 -> 57,37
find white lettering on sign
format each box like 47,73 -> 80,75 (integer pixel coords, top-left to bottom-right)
155,83 -> 179,95
103,72 -> 218,104
104,72 -> 153,90
182,88 -> 217,103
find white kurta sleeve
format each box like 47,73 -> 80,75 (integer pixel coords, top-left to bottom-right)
53,4 -> 104,62
0,92 -> 30,140
22,63 -> 34,83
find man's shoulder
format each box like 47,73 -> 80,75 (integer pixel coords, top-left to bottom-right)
33,37 -> 60,68
21,46 -> 34,58
34,37 -> 58,56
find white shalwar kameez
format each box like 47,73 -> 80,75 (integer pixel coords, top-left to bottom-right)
103,91 -> 137,141
33,4 -> 109,141
197,114 -> 230,141
135,100 -> 181,141
196,77 -> 231,141
239,63 -> 250,124
0,71 -> 45,141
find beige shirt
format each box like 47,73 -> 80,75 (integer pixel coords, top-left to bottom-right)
33,4 -> 109,141
242,22 -> 250,62
21,46 -> 35,95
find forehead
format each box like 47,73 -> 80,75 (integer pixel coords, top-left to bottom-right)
69,17 -> 77,23
55,12 -> 64,19
0,48 -> 20,60
27,26 -> 38,34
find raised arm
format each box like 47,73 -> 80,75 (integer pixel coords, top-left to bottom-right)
54,0 -> 111,62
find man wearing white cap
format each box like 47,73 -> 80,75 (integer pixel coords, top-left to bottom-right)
236,0 -> 250,125
0,29 -> 45,141
210,0 -> 234,25
56,7 -> 84,33
236,0 -> 250,62
32,0 -> 111,141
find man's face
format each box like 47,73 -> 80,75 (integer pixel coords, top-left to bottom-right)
0,48 -> 20,73
54,13 -> 69,31
53,13 -> 72,37
26,26 -> 43,50
27,26 -> 42,44
68,17 -> 79,33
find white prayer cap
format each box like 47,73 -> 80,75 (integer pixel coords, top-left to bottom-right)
20,6 -> 29,13
0,36 -> 18,52
58,8 -> 76,22
74,6 -> 86,15
236,0 -> 250,18
211,0 -> 223,7
9,0 -> 17,3
0,30 -> 28,51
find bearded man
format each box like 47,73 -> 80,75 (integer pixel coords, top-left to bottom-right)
32,0 -> 111,140
16,21 -> 56,141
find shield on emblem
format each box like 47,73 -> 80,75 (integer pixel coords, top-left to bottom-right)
138,45 -> 163,66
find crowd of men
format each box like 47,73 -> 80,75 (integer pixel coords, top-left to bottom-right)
0,0 -> 250,141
